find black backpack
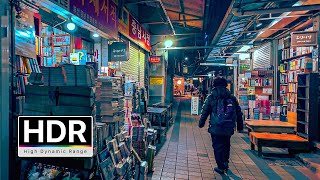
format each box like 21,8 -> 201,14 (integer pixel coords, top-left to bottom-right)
209,97 -> 237,136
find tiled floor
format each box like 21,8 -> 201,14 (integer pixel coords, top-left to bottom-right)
150,97 -> 320,180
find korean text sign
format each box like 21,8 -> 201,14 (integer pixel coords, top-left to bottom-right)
70,0 -> 118,39
291,31 -> 318,47
128,15 -> 151,51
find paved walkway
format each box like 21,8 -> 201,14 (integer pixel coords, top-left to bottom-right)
150,97 -> 320,180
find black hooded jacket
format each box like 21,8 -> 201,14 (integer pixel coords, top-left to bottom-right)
199,87 -> 243,135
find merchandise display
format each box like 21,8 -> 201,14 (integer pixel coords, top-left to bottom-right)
278,36 -> 316,122
238,69 -> 279,120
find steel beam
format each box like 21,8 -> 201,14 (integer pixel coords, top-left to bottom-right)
235,0 -> 298,7
142,21 -> 168,24
156,45 -> 250,50
200,63 -> 238,67
179,0 -> 186,27
158,0 -> 176,35
166,9 -> 202,19
258,14 -> 313,20
151,33 -> 202,36
125,0 -> 158,5
143,19 -> 202,24
233,4 -> 320,16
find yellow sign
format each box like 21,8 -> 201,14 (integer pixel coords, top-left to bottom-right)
150,77 -> 163,85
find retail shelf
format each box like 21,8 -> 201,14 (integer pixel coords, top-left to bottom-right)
281,52 -> 312,62
298,97 -> 308,100
298,121 -> 307,125
297,109 -> 308,112
297,132 -> 308,139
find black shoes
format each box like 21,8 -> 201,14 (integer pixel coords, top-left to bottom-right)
214,167 -> 225,174
214,167 -> 229,174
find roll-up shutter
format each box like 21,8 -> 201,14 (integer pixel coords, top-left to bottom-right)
253,42 -> 271,69
121,43 -> 139,82
139,51 -> 146,87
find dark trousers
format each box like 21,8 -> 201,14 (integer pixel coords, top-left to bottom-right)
210,134 -> 231,170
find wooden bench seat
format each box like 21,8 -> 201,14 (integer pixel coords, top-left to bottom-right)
246,120 -> 295,135
250,132 -> 309,157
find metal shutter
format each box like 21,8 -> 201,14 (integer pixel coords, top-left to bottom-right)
139,50 -> 146,87
121,43 -> 139,82
253,42 -> 271,69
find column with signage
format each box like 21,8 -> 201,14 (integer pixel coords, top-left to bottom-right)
149,56 -> 166,104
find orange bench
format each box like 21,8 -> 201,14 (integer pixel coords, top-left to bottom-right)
250,132 -> 309,157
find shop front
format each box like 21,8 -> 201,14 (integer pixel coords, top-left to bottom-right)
9,1 -> 142,179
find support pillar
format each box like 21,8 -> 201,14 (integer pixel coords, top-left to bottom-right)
0,1 -> 11,179
313,15 -> 320,72
271,39 -> 279,100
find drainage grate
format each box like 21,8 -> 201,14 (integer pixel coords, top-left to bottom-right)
197,153 -> 208,157
264,158 -> 304,167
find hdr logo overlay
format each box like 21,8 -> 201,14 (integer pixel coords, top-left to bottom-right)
18,116 -> 93,157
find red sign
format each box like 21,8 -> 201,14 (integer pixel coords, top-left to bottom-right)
70,0 -> 118,40
129,16 -> 151,51
150,56 -> 161,63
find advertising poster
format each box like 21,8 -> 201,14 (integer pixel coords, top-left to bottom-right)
125,83 -> 134,96
191,96 -> 199,115
15,7 -> 36,59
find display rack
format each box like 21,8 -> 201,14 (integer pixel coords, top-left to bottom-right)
296,73 -> 320,142
278,38 -> 314,122
241,69 -> 279,120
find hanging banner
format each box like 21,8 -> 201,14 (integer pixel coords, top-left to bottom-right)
191,96 -> 199,115
109,42 -> 129,61
291,31 -> 318,47
15,7 -> 36,59
118,9 -> 151,51
70,0 -> 118,40
150,56 -> 161,63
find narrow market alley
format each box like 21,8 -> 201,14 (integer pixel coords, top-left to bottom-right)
150,97 -> 320,180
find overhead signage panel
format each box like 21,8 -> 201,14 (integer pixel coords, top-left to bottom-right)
291,31 -> 318,47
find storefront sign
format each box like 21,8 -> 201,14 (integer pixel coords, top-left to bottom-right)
150,77 -> 163,85
291,31 -> 318,47
183,66 -> 188,74
15,7 -> 36,59
191,96 -> 199,115
118,10 -> 151,51
109,42 -> 128,61
70,0 -> 118,40
240,64 -> 250,74
150,56 -> 161,63
53,35 -> 70,46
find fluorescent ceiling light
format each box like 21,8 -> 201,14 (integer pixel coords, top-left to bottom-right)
93,31 -> 99,38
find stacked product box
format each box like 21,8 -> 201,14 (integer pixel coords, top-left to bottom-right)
96,77 -> 125,137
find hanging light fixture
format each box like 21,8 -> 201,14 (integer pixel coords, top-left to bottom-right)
66,17 -> 76,31
93,31 -> 99,38
164,39 -> 173,48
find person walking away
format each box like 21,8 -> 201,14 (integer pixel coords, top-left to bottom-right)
198,77 -> 243,174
